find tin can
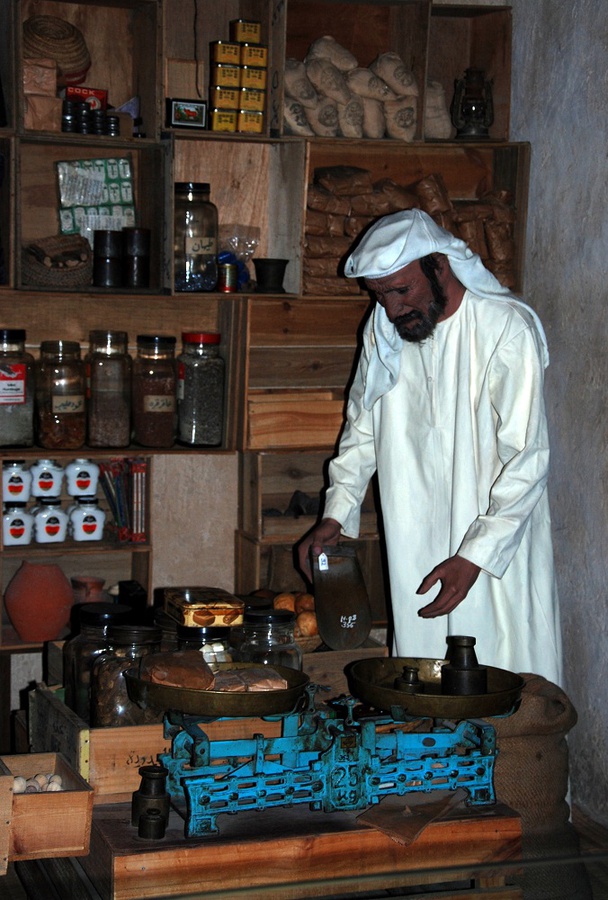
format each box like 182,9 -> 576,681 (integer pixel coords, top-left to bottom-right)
210,63 -> 241,88
239,87 -> 265,111
240,44 -> 268,67
218,263 -> 238,292
209,108 -> 237,133
230,19 -> 262,44
240,66 -> 267,90
237,109 -> 264,134
209,86 -> 239,110
210,41 -> 241,64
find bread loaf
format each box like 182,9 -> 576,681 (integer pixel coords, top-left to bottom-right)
146,650 -> 216,691
314,165 -> 374,196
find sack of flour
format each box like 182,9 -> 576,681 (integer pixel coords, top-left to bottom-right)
346,67 -> 396,101
305,57 -> 351,105
305,95 -> 340,136
383,95 -> 417,141
424,80 -> 453,139
361,96 -> 386,139
305,35 -> 358,72
370,52 -> 419,97
337,94 -> 364,137
284,58 -> 319,109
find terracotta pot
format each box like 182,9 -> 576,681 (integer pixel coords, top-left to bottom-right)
5,561 -> 73,642
71,575 -> 108,605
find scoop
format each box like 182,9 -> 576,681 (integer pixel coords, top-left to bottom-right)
309,544 -> 372,650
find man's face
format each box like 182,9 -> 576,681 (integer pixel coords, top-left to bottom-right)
365,258 -> 448,343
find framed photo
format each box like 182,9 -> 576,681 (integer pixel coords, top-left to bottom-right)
165,98 -> 208,130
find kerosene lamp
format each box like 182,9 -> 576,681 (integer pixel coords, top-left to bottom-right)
450,67 -> 494,139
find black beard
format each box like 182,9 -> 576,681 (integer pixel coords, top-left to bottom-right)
394,297 -> 443,343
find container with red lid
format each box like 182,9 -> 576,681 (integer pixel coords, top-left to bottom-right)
177,332 -> 225,447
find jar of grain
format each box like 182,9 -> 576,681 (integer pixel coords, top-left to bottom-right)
91,624 -> 163,727
132,335 -> 177,448
35,340 -> 86,450
0,329 -> 35,447
86,330 -> 132,448
177,332 -> 225,446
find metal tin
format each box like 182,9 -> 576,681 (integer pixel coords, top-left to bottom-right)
210,41 -> 241,64
240,66 -> 267,90
218,262 -> 238,292
164,586 -> 245,628
237,109 -> 264,134
210,63 -> 241,88
209,108 -> 237,132
240,43 -> 268,67
209,86 -> 239,110
230,19 -> 262,44
239,87 -> 265,111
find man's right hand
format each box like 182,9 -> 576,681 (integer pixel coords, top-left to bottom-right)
296,517 -> 342,578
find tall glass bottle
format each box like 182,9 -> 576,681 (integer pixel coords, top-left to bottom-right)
173,182 -> 218,292
86,330 -> 132,447
0,329 -> 35,447
132,335 -> 177,447
35,340 -> 86,450
177,332 -> 225,446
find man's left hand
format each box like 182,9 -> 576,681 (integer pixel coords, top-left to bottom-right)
416,555 -> 481,617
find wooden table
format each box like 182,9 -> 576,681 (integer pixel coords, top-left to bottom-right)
71,800 -> 523,900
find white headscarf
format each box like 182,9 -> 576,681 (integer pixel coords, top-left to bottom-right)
344,209 -> 548,409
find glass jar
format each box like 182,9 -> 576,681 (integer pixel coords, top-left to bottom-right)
176,623 -> 233,667
91,624 -> 163,727
86,330 -> 132,448
69,496 -> 106,542
173,182 -> 218,292
2,503 -> 34,546
132,335 -> 177,448
0,329 -> 35,447
2,460 -> 32,503
63,601 -> 133,722
236,608 -> 302,670
177,332 -> 225,446
33,497 -> 68,543
35,340 -> 86,450
65,457 -> 100,496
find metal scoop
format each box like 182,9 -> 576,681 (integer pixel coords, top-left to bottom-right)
309,544 -> 372,650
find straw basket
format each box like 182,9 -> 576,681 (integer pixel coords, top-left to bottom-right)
22,234 -> 93,288
23,15 -> 91,86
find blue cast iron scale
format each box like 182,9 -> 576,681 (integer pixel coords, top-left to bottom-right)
124,656 -> 524,839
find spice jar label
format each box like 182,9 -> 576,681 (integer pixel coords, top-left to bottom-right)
0,363 -> 27,403
52,395 -> 85,414
143,395 -> 176,413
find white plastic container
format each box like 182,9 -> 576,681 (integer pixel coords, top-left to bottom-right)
2,461 -> 32,503
70,497 -> 106,542
34,498 -> 69,543
30,459 -> 64,497
65,458 -> 100,496
2,504 -> 34,545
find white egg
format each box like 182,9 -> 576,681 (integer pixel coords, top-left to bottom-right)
12,776 -> 27,794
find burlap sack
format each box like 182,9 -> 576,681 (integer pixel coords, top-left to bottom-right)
487,674 -> 578,834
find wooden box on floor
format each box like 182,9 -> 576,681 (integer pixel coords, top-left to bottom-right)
0,751 -> 92,873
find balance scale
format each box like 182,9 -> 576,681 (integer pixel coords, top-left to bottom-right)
126,656 -> 524,839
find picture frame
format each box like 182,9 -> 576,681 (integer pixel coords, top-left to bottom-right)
165,98 -> 208,129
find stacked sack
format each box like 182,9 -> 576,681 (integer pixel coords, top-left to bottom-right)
303,166 -> 517,295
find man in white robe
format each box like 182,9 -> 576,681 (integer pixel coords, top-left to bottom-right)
298,209 -> 562,685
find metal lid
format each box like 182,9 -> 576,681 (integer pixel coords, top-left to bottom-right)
136,334 -> 176,346
106,624 -> 163,643
79,602 -> 133,626
242,608 -> 295,625
0,329 -> 26,342
176,624 -> 230,640
174,181 -> 210,193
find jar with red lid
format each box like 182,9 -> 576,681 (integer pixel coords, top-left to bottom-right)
177,332 -> 225,446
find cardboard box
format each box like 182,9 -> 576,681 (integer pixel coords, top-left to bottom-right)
23,94 -> 62,132
0,752 -> 93,868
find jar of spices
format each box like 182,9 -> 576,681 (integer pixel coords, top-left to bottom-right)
177,332 -> 225,446
91,624 -> 163,727
63,601 -> 133,722
132,335 -> 177,448
2,461 -> 32,503
173,182 -> 219,292
35,340 -> 86,450
65,458 -> 100,496
30,458 -> 64,497
236,608 -> 302,670
0,329 -> 35,447
33,497 -> 69,544
2,503 -> 34,546
69,496 -> 106,542
86,330 -> 132,448
176,623 -> 233,667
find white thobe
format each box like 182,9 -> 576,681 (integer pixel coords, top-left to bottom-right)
323,290 -> 562,685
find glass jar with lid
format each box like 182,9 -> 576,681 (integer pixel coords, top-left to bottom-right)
236,608 -> 302,670
132,335 -> 177,447
0,328 -> 35,447
177,332 -> 225,446
2,461 -> 32,503
35,340 -> 86,450
33,497 -> 68,543
176,623 -> 233,667
173,182 -> 219,292
91,624 -> 163,727
86,330 -> 132,448
2,503 -> 34,546
69,496 -> 106,542
63,601 -> 133,722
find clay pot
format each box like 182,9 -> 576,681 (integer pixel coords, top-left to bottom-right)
5,561 -> 73,642
71,575 -> 108,605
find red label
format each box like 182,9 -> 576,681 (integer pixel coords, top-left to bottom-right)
76,477 -> 91,490
10,525 -> 25,538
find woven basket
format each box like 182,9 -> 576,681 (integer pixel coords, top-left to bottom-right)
23,15 -> 91,85
22,234 -> 93,288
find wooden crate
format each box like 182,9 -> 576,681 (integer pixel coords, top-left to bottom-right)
247,390 -> 345,450
28,685 -> 282,804
240,449 -> 382,540
0,751 -> 93,868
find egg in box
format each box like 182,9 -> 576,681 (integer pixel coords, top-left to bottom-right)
164,586 -> 245,627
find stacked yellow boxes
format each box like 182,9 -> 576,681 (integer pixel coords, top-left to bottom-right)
209,19 -> 266,135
